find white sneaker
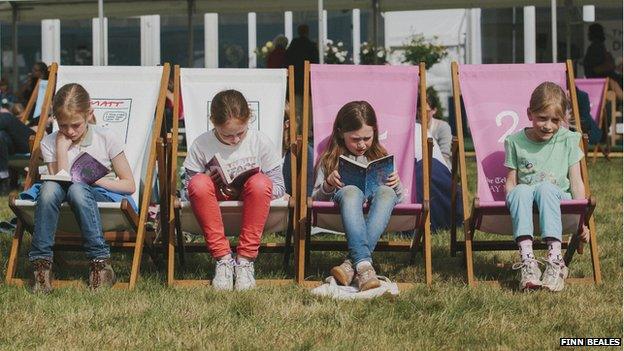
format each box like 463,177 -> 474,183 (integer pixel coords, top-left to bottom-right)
234,261 -> 256,291
541,259 -> 569,292
512,258 -> 542,291
212,259 -> 235,291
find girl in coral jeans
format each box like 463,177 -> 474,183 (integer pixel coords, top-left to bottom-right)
183,89 -> 285,291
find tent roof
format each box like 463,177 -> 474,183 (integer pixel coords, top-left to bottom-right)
1,0 -> 621,22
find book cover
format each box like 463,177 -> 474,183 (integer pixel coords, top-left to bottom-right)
207,153 -> 260,188
40,152 -> 109,185
338,154 -> 394,198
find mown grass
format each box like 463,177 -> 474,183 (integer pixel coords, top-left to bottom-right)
0,159 -> 621,350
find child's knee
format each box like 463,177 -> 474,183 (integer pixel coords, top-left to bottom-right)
38,181 -> 64,204
244,173 -> 272,196
66,183 -> 95,205
188,173 -> 217,197
375,185 -> 396,200
506,184 -> 533,203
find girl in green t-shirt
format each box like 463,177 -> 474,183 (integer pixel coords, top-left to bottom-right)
504,82 -> 590,292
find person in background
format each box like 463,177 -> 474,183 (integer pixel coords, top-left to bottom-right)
18,62 -> 49,107
267,35 -> 289,69
419,87 -> 452,169
0,98 -> 35,195
583,23 -> 622,100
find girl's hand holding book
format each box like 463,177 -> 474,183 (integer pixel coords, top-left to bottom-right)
324,170 -> 343,192
222,185 -> 241,200
385,171 -> 400,188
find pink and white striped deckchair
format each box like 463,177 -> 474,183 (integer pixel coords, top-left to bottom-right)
575,78 -> 609,160
450,61 -> 601,287
295,62 -> 432,286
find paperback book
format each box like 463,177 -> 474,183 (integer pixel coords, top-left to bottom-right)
40,152 -> 110,185
338,154 -> 394,198
207,153 -> 260,188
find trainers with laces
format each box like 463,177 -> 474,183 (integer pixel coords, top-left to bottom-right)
89,259 -> 116,291
541,259 -> 568,292
512,258 -> 542,291
212,259 -> 235,291
32,259 -> 54,294
330,259 -> 354,286
234,261 -> 256,291
355,263 -> 381,292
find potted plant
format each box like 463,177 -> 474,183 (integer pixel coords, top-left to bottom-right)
400,35 -> 448,69
359,42 -> 387,65
324,39 -> 349,64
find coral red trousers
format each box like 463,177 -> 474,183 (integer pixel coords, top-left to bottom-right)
187,173 -> 272,259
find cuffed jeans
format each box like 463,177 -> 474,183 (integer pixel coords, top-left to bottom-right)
333,185 -> 398,265
505,182 -> 572,242
29,181 -> 112,261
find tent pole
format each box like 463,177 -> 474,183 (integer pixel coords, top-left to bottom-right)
187,0 -> 195,67
98,0 -> 105,65
551,0 -> 557,63
318,0 -> 324,64
11,2 -> 18,91
372,0 -> 379,63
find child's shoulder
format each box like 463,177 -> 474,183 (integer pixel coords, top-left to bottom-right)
505,128 -> 527,144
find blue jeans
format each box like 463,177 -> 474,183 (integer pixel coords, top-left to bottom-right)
506,182 -> 572,242
333,185 -> 398,265
29,181 -> 112,261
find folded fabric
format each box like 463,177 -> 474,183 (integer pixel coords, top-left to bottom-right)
19,183 -> 138,212
310,276 -> 399,300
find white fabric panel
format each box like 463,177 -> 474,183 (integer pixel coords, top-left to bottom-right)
180,68 -> 287,151
14,200 -> 133,233
179,199 -> 290,235
478,213 -> 581,235
55,65 -> 164,204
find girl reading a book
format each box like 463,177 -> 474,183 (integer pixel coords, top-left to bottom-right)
311,101 -> 404,291
30,83 -> 135,293
505,82 -> 590,292
183,89 -> 285,291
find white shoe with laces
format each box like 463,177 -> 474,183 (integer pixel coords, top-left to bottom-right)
541,258 -> 568,292
212,258 -> 235,291
512,257 -> 543,291
234,260 -> 256,291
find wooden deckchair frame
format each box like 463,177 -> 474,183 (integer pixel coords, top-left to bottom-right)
449,60 -> 602,287
166,65 -> 299,287
5,63 -> 171,290
589,78 -> 611,162
295,61 -> 433,287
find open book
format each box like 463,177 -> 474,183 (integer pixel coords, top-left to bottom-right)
40,152 -> 110,185
338,154 -> 394,198
207,153 -> 260,188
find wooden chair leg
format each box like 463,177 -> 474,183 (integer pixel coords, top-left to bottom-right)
588,217 -> 602,284
167,219 -> 176,286
5,222 -> 24,284
282,217 -> 294,273
424,223 -> 432,286
464,226 -> 476,287
409,229 -> 420,265
174,208 -> 186,270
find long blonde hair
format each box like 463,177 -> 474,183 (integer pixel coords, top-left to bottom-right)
53,83 -> 91,122
317,101 -> 387,176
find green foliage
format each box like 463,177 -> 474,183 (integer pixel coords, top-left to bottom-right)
359,42 -> 387,65
401,35 -> 448,69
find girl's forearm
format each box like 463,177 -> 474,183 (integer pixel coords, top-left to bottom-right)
571,180 -> 586,199
56,153 -> 69,173
95,178 -> 136,195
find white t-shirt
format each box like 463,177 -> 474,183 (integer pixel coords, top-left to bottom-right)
40,125 -> 124,172
415,123 -> 448,170
183,128 -> 282,174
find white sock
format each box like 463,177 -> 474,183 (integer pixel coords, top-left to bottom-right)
546,239 -> 562,262
517,237 -> 534,261
355,260 -> 372,272
218,254 -> 232,262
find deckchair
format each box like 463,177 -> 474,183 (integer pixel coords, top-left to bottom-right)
575,78 -> 609,161
166,65 -> 298,287
296,62 -> 432,286
6,63 -> 170,290
450,61 -> 601,287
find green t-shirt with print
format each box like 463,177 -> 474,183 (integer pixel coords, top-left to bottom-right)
504,127 -> 583,194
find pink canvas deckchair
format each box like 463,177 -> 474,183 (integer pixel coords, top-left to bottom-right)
295,61 -> 432,286
450,61 -> 601,287
575,78 -> 610,161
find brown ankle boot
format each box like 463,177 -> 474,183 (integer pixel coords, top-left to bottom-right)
356,263 -> 381,292
32,259 -> 54,294
330,259 -> 354,286
89,259 -> 116,291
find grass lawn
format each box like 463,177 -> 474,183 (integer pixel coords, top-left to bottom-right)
0,159 -> 621,350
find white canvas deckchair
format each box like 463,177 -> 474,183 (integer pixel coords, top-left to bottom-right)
6,63 -> 170,289
450,61 -> 601,287
166,65 -> 298,287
